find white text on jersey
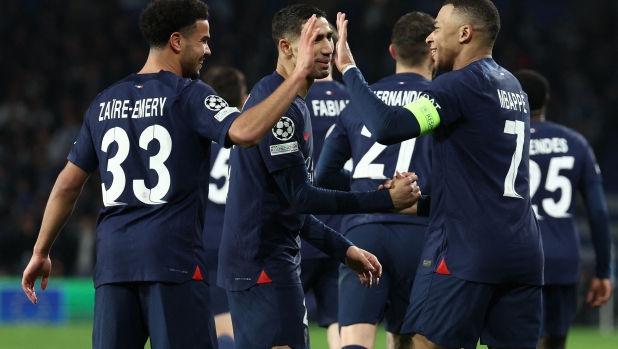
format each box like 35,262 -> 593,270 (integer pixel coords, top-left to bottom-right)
497,89 -> 527,113
98,97 -> 168,121
375,90 -> 421,106
530,137 -> 568,155
311,99 -> 349,117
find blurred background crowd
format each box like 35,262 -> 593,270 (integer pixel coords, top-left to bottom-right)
0,0 -> 616,319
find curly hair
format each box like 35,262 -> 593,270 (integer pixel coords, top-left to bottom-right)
272,4 -> 327,44
391,12 -> 435,67
140,0 -> 210,48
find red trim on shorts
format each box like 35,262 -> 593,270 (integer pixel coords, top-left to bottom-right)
257,270 -> 273,284
192,266 -> 204,280
436,258 -> 451,275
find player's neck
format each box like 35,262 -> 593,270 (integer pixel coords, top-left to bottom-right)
395,61 -> 432,80
530,109 -> 546,122
317,73 -> 333,82
139,49 -> 182,76
276,61 -> 314,98
452,47 -> 493,71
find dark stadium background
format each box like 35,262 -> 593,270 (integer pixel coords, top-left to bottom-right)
0,0 -> 616,333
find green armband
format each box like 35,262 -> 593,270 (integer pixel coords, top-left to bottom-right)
403,97 -> 441,136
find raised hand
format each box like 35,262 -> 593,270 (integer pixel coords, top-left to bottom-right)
22,254 -> 52,305
345,246 -> 382,288
335,12 -> 356,73
292,15 -> 320,78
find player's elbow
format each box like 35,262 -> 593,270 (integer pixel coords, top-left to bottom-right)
227,127 -> 262,148
373,130 -> 400,145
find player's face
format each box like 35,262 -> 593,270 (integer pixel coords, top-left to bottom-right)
426,5 -> 460,72
294,17 -> 334,79
180,20 -> 211,79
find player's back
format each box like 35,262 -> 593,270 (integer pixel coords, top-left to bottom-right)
338,73 -> 431,232
70,71 -> 238,287
219,72 -> 313,291
529,121 -> 601,284
422,58 -> 543,285
303,80 -> 349,259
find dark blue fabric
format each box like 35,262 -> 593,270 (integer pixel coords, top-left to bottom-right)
300,258 -> 340,327
217,335 -> 235,349
541,284 -> 578,337
93,281 -> 217,349
298,214 -> 352,263
318,73 -> 432,232
303,80 -> 350,259
68,71 -> 240,287
227,283 -> 309,349
343,60 -> 544,285
338,223 -> 425,333
402,273 -> 541,349
341,67 -> 421,144
530,121 -> 610,282
203,143 -> 230,253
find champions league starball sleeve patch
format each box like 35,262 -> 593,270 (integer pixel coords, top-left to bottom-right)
204,95 -> 229,111
272,116 -> 295,141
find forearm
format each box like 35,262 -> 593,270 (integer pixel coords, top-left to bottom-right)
228,71 -> 307,148
342,67 -> 422,144
300,215 -> 353,262
34,163 -> 89,256
273,165 -> 393,214
314,145 -> 352,191
582,182 -> 612,278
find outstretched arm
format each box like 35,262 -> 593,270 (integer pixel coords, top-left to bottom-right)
315,144 -> 352,191
334,12 -> 440,145
272,164 -> 420,214
581,181 -> 612,307
300,215 -> 382,287
228,16 -> 320,147
22,162 -> 90,304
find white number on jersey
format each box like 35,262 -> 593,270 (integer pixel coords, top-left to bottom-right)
101,125 -> 172,206
503,120 -> 525,198
529,156 -> 574,219
208,147 -> 231,204
352,126 -> 416,179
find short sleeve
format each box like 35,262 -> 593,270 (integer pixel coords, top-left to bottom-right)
579,141 -> 603,188
67,106 -> 99,173
422,72 -> 466,126
184,81 -> 241,148
259,105 -> 306,173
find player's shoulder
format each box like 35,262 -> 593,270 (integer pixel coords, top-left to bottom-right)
545,121 -> 590,146
249,72 -> 286,99
372,73 -> 430,90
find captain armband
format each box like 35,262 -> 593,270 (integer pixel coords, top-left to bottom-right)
403,97 -> 441,136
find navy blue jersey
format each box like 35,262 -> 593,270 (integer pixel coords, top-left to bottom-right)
302,80 -> 349,259
326,73 -> 432,233
418,59 -> 543,285
529,121 -> 603,284
68,71 -> 241,287
218,72 -> 314,291
203,143 -> 230,253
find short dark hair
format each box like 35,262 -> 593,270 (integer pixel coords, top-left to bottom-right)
443,0 -> 500,44
203,66 -> 247,109
513,69 -> 550,111
391,12 -> 435,67
140,0 -> 209,48
272,4 -> 327,44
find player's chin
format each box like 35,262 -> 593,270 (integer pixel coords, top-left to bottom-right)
310,68 -> 329,79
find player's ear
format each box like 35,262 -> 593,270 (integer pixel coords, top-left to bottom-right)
388,44 -> 397,60
279,38 -> 294,57
170,32 -> 182,53
459,24 -> 473,44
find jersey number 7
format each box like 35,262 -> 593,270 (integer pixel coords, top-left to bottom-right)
101,125 -> 172,206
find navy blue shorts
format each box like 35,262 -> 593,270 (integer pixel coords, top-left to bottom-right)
541,284 -> 578,337
300,257 -> 339,327
402,273 -> 542,349
338,223 -> 425,333
93,280 -> 217,349
228,282 -> 309,349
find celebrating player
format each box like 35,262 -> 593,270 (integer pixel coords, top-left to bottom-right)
514,69 -> 612,349
334,0 -> 544,348
20,0 -> 324,348
202,66 -> 248,349
218,5 -> 420,349
315,12 -> 435,349
300,22 -> 349,349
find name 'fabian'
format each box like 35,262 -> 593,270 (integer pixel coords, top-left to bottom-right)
98,97 -> 167,121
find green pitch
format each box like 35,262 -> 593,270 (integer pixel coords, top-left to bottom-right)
0,323 -> 616,348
